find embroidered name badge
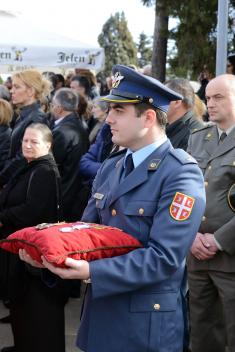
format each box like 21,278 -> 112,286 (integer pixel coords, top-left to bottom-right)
170,192 -> 195,221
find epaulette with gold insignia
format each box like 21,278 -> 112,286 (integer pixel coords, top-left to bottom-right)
169,149 -> 197,165
191,122 -> 214,134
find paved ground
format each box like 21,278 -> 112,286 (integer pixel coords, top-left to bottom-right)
0,288 -> 84,352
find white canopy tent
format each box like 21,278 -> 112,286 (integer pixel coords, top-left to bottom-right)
0,11 -> 105,74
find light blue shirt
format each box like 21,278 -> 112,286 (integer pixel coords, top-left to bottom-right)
124,135 -> 168,169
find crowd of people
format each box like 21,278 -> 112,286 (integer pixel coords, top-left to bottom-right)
0,58 -> 234,352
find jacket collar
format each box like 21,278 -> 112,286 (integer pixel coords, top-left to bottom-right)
202,125 -> 235,161
208,126 -> 235,162
19,101 -> 41,119
54,112 -> 78,126
166,110 -> 194,136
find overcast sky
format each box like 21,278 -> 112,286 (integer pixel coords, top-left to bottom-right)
1,0 -> 156,46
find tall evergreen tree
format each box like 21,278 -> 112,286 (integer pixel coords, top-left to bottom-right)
98,12 -> 137,76
141,0 -> 172,81
168,0 -> 218,79
142,0 -> 235,80
137,32 -> 152,67
228,0 -> 235,53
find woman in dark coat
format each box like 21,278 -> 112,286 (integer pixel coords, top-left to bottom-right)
0,69 -> 49,187
0,99 -> 12,173
0,100 -> 12,300
0,123 -> 69,352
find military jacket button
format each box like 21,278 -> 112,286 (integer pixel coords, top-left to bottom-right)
111,209 -> 117,216
202,216 -> 206,221
208,165 -> 212,170
139,208 -> 144,215
204,181 -> 208,187
153,303 -> 160,310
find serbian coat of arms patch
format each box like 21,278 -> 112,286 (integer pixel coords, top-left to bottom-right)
170,192 -> 195,221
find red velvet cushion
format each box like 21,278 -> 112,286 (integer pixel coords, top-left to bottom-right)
0,222 -> 142,267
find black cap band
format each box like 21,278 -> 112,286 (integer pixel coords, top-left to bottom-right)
112,89 -> 154,105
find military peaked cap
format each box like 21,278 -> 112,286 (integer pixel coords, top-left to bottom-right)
101,64 -> 183,112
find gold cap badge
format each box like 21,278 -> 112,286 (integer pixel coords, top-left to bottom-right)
111,72 -> 124,88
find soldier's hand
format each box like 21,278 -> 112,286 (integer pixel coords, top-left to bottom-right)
203,233 -> 219,253
19,249 -> 45,268
41,256 -> 90,280
190,233 -> 217,260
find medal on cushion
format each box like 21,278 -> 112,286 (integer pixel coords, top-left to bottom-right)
60,227 -> 73,233
59,222 -> 91,233
35,222 -> 66,230
72,223 -> 90,230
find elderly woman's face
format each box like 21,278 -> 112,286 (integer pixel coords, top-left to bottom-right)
22,128 -> 51,162
11,77 -> 35,106
92,104 -> 107,121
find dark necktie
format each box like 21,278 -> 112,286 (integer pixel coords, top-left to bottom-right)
124,154 -> 134,177
219,132 -> 227,144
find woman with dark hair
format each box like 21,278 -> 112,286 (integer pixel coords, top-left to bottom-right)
70,74 -> 99,101
70,76 -> 99,133
74,68 -> 100,100
70,75 -> 91,99
227,54 -> 235,75
0,123 -> 69,352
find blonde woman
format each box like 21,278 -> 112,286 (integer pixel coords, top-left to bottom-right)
0,70 -> 50,187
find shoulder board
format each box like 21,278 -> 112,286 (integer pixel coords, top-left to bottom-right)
191,122 -> 214,134
169,148 -> 197,165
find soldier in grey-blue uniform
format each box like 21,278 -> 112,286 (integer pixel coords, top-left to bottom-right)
24,65 -> 206,352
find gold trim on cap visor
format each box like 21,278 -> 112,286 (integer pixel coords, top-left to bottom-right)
100,97 -> 140,103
